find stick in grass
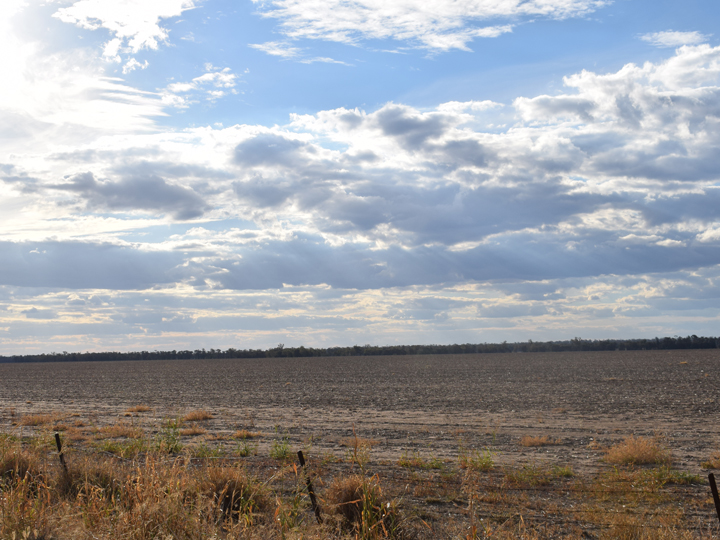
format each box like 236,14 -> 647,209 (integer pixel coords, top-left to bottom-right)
55,432 -> 68,474
297,450 -> 322,524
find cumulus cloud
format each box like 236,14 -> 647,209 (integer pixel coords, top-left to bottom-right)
251,0 -> 606,51
123,58 -> 149,74
641,30 -> 711,48
4,43 -> 720,349
53,0 -> 196,61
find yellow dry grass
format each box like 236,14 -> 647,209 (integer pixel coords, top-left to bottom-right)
180,425 -> 207,437
95,423 -> 143,439
519,435 -> 562,447
18,414 -> 58,427
338,436 -> 379,448
125,405 -> 151,413
232,429 -> 260,439
183,410 -> 213,422
702,452 -> 720,469
605,435 -> 671,466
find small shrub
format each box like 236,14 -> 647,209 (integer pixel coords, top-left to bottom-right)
154,419 -> 183,454
327,474 -> 404,538
0,451 -> 41,487
183,410 -> 213,422
459,448 -> 494,472
235,441 -> 257,457
203,466 -> 269,524
702,452 -> 720,469
552,465 -> 575,478
605,435 -> 671,466
54,458 -> 122,500
269,437 -> 292,461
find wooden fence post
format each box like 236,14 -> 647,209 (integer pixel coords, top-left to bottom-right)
709,473 -> 720,526
55,432 -> 68,474
297,450 -> 322,524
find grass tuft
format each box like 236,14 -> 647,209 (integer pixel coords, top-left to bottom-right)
125,404 -> 151,413
459,448 -> 494,472
605,435 -> 671,466
182,410 -> 213,422
398,450 -> 443,470
327,474 -> 405,538
18,414 -> 57,427
519,435 -> 562,447
702,452 -> 720,469
180,425 -> 207,437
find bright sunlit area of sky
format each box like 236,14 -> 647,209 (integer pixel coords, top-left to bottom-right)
1,0 -> 720,354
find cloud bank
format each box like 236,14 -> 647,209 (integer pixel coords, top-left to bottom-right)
2,33 -> 720,351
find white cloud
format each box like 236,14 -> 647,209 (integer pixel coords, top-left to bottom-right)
249,41 -> 302,58
53,0 -> 196,60
4,40 -> 720,349
164,65 -> 240,106
123,58 -> 149,74
299,56 -> 352,65
641,30 -> 711,48
251,0 -> 607,51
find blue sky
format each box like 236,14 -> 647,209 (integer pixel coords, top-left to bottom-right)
1,0 -> 720,354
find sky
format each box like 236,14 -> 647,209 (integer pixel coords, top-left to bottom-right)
1,0 -> 720,354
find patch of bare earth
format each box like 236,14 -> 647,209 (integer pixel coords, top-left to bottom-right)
1,349 -> 719,537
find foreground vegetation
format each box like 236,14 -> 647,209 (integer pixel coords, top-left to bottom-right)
1,419 -> 718,539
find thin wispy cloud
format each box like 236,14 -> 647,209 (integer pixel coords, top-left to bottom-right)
249,41 -> 302,58
251,0 -> 607,51
641,30 -> 711,48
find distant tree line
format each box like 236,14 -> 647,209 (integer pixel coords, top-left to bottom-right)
0,335 -> 718,363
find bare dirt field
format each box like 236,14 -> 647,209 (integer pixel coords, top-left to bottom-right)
2,349 -> 720,538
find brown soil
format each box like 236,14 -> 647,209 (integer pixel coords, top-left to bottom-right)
2,349 -> 719,537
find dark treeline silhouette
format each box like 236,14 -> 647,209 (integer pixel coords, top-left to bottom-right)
1,335 -> 718,363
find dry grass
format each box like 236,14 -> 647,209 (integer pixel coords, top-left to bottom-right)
0,421 -> 710,540
232,429 -> 260,440
183,410 -> 213,422
326,474 -> 405,538
180,425 -> 207,437
125,405 -> 151,413
605,435 -> 672,466
702,452 -> 720,469
95,423 -> 143,439
18,414 -> 58,427
338,436 -> 379,448
519,435 -> 562,447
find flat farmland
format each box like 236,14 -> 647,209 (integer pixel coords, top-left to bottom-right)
2,349 -> 720,538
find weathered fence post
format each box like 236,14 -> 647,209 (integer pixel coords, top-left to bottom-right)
55,432 -> 68,474
297,450 -> 322,524
709,473 -> 720,526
